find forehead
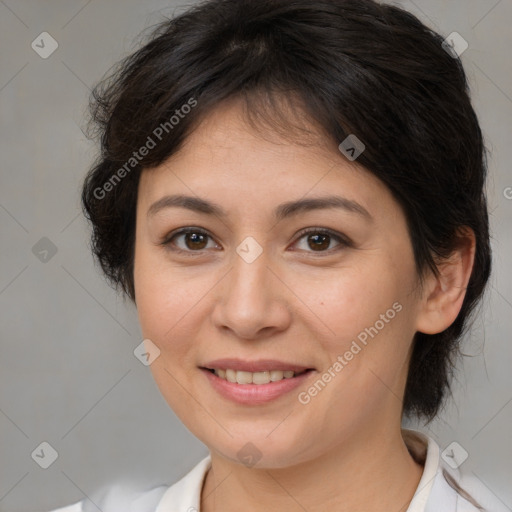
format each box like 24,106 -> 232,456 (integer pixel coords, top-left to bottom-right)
137,99 -> 396,221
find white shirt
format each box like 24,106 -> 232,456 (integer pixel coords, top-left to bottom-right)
48,429 -> 508,512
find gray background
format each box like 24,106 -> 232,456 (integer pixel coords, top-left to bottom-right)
0,1 -> 511,511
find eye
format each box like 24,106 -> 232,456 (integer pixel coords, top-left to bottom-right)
160,226 -> 351,255
161,227 -> 218,253
292,227 -> 351,254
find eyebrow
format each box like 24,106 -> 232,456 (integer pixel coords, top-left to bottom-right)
147,194 -> 373,222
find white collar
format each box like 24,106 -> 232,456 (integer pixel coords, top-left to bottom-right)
402,428 -> 443,511
155,451 -> 211,512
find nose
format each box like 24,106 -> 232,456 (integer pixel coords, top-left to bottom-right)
211,245 -> 292,340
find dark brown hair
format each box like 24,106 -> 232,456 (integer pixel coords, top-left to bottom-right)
82,0 -> 492,422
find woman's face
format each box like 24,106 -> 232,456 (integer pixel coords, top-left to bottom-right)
133,99 -> 426,468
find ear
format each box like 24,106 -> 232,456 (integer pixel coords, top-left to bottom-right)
415,227 -> 476,335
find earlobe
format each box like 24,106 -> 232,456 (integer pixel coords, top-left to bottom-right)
415,227 -> 476,335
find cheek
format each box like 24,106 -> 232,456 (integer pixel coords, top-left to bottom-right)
134,244 -> 184,344
134,249 -> 203,413
133,245 -> 214,365
291,257 -> 403,340
298,256 -> 415,388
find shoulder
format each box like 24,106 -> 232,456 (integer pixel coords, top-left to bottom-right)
45,483 -> 169,512
441,468 -> 510,512
46,503 -> 82,512
403,429 -> 509,512
44,455 -> 212,512
429,455 -> 510,512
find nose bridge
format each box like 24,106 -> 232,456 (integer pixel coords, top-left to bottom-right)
230,235 -> 273,304
212,234 -> 290,338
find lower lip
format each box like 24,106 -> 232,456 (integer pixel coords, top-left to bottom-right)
200,368 -> 315,405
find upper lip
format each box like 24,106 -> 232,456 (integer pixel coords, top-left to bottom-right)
201,358 -> 314,373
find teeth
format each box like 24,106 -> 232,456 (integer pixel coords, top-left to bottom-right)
213,368 -> 298,384
236,371 -> 253,384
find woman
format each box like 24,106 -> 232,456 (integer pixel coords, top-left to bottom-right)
49,0 -> 505,510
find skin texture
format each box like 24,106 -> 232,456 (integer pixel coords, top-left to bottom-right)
133,98 -> 476,512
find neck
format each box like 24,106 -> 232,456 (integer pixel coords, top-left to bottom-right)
200,426 -> 424,512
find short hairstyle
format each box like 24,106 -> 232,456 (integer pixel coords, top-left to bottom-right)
82,0 -> 492,422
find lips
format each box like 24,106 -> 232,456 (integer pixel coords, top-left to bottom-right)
199,358 -> 316,404
200,366 -> 315,404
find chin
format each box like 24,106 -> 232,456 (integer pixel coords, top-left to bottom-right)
207,430 -> 314,469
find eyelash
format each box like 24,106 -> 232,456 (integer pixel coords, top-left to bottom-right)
160,226 -> 352,256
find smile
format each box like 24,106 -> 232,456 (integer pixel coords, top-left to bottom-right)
200,367 -> 315,404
